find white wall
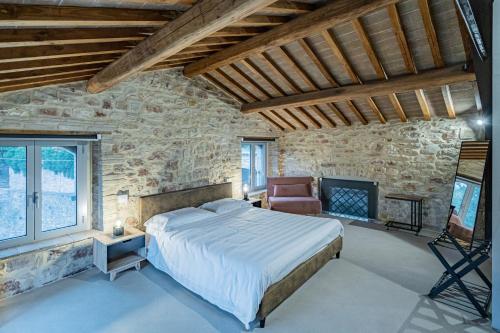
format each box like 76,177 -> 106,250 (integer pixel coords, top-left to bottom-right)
492,0 -> 500,330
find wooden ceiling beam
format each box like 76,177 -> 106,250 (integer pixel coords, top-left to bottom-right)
297,38 -> 357,126
352,18 -> 403,123
87,0 -> 279,93
239,58 -> 308,129
417,0 -> 455,119
387,4 -> 431,121
202,73 -> 246,103
203,70 -> 286,131
228,63 -> 296,130
240,65 -> 475,114
257,53 -> 322,129
266,50 -> 335,128
183,0 -> 398,77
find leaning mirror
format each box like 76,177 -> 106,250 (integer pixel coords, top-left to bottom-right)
447,141 -> 489,247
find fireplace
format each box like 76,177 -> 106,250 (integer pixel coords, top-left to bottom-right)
319,177 -> 378,220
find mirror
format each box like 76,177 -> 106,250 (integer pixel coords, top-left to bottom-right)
447,141 -> 489,246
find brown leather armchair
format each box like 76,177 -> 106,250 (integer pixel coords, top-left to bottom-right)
266,177 -> 322,215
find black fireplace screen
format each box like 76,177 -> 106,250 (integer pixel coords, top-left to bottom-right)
320,178 -> 378,219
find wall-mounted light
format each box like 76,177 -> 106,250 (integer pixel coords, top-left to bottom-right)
116,190 -> 129,206
243,184 -> 249,201
476,118 -> 484,126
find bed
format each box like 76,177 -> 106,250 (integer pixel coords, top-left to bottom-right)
139,183 -> 343,329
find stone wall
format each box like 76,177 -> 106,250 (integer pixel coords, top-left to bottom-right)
0,68 -> 277,299
278,118 -> 479,228
0,68 -> 278,230
0,238 -> 93,299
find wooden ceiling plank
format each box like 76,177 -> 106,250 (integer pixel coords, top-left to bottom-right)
0,67 -> 101,85
86,0 -> 281,93
0,28 -> 155,48
252,53 -> 321,128
353,17 -> 410,123
0,74 -> 93,93
0,42 -> 132,64
202,71 -> 289,132
215,68 -> 260,102
211,27 -> 267,37
260,0 -> 314,16
230,15 -> 288,27
387,3 -> 430,122
240,65 -> 475,113
183,0 -> 398,77
454,2 -> 472,62
202,73 -> 247,103
298,37 -> 359,126
269,110 -> 296,130
0,4 -> 180,28
418,0 -> 457,120
0,73 -> 94,92
418,0 -> 444,67
283,109 -> 308,129
239,58 -> 308,129
271,48 -> 336,127
228,63 -> 295,130
0,55 -> 118,74
441,85 -> 456,119
258,112 -> 286,131
0,64 -> 105,83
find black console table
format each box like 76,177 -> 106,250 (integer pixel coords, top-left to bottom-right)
385,193 -> 424,235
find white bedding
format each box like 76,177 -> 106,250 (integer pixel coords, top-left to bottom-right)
146,207 -> 343,328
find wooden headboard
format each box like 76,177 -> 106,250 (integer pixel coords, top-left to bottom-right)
138,182 -> 233,227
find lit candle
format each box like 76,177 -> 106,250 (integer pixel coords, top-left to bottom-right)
113,220 -> 124,237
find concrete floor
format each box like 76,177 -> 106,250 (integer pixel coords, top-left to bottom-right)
0,221 -> 494,333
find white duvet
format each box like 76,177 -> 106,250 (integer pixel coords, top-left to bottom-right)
146,207 -> 343,329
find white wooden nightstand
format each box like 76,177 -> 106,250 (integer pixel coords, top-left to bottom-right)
93,227 -> 146,281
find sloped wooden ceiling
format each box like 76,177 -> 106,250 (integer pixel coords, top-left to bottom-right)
0,0 -> 479,131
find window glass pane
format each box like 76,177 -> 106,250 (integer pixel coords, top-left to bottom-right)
0,147 -> 27,241
451,180 -> 467,214
41,146 -> 77,232
254,144 -> 266,188
241,144 -> 251,188
463,184 -> 481,229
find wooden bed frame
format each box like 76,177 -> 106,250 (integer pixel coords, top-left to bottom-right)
139,182 -> 342,328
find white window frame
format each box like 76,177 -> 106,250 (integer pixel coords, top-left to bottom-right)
241,142 -> 268,193
0,140 -> 91,249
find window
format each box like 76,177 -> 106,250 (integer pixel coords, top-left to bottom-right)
241,142 -> 267,192
451,176 -> 481,229
0,140 -> 90,249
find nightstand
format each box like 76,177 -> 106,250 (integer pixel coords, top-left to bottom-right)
93,227 -> 146,281
249,198 -> 262,208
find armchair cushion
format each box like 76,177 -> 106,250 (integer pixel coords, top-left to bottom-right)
273,184 -> 310,197
268,197 -> 321,215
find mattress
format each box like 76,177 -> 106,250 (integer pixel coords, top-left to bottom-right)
146,207 -> 343,328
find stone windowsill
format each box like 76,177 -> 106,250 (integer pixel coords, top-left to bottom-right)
0,230 -> 100,260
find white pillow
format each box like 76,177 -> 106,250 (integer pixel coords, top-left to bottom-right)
199,198 -> 252,214
144,207 -> 217,232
